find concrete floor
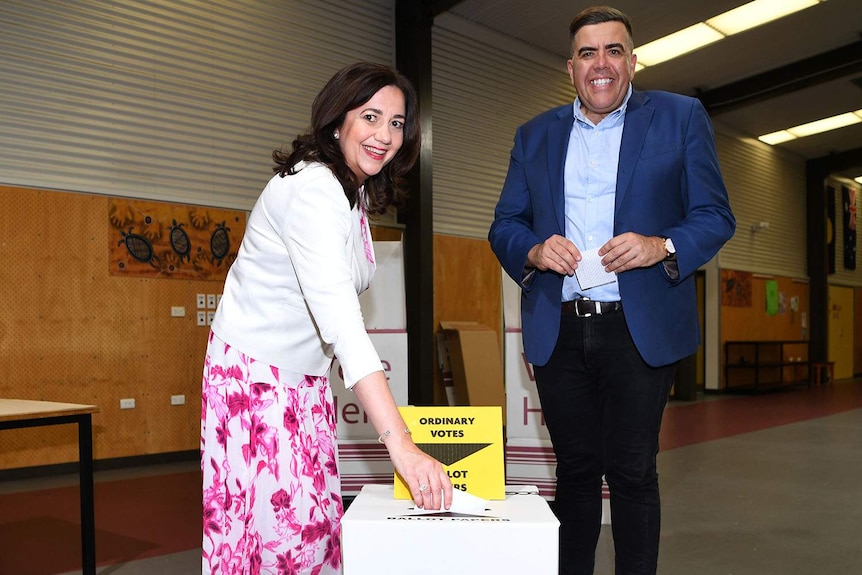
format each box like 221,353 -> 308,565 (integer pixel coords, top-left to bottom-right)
9,381 -> 860,574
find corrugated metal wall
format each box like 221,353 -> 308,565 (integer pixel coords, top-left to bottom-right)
0,0 -> 394,210
1,3 -> 856,285
713,125 -> 808,278
431,14 -> 573,238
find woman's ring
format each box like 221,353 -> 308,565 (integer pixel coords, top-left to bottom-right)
419,483 -> 429,492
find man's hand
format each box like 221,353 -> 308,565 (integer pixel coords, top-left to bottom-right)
599,233 -> 666,273
527,234 -> 581,276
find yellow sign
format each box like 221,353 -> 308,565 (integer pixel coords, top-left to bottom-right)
394,406 -> 504,500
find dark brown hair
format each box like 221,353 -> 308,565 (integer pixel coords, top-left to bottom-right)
569,6 -> 634,55
273,62 -> 420,215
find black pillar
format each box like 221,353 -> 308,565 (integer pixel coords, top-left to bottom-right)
395,2 -> 459,405
806,146 -> 862,363
806,163 -> 829,364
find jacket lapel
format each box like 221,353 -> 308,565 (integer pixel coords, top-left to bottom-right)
615,90 -> 652,211
548,107 -> 573,233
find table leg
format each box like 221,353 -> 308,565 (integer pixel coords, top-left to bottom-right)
78,414 -> 96,575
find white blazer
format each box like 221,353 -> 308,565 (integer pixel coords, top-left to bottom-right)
211,162 -> 381,388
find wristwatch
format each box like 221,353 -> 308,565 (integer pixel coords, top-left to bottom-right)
661,236 -> 676,261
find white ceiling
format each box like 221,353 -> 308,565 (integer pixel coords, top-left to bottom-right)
444,0 -> 862,177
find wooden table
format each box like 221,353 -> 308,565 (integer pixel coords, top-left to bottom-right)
0,399 -> 99,575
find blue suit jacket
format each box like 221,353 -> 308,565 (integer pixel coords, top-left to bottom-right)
489,90 -> 736,368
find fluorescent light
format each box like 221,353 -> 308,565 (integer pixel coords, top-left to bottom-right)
758,109 -> 862,145
635,23 -> 724,67
788,112 -> 861,137
636,0 -> 826,69
706,0 -> 820,35
758,131 -> 796,145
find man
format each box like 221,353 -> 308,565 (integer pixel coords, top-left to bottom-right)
489,6 -> 735,575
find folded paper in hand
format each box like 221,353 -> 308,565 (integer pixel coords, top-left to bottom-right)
575,247 -> 616,290
407,488 -> 489,516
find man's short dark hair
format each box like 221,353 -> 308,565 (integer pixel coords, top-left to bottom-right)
569,6 -> 634,53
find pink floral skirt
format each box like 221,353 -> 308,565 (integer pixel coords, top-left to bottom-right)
201,331 -> 343,574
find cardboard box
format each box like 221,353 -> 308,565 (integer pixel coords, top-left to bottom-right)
438,321 -> 506,424
342,484 -> 559,574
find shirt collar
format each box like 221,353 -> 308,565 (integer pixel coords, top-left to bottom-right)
572,83 -> 633,126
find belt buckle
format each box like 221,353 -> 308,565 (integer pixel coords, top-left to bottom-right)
576,298 -> 597,317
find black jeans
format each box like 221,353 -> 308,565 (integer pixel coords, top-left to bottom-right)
534,310 -> 676,575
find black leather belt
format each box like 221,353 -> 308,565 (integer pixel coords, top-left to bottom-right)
561,299 -> 622,317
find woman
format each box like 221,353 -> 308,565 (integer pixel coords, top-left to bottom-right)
201,62 -> 452,575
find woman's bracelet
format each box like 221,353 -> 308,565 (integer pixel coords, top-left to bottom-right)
378,427 -> 411,444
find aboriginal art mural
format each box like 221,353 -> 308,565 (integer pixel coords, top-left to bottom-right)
721,269 -> 753,308
109,198 -> 245,280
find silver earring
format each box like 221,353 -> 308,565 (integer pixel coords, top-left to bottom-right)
333,131 -> 339,140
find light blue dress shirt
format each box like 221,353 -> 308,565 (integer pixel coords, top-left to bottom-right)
562,84 -> 633,302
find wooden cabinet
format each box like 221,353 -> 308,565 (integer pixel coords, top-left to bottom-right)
724,340 -> 810,393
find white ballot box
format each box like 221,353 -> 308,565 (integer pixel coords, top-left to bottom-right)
342,484 -> 559,574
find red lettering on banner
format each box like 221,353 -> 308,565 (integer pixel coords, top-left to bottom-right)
333,395 -> 369,425
332,357 -> 393,425
521,353 -> 535,382
523,397 -> 545,427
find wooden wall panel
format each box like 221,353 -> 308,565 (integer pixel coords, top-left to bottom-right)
0,186 -> 241,470
432,235 -> 502,403
370,226 -> 403,242
433,235 -> 502,339
0,189 -> 504,469
720,272 -> 810,388
721,274 -> 810,342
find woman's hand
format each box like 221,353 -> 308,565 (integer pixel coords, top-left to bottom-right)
350,371 -> 453,509
386,437 -> 453,510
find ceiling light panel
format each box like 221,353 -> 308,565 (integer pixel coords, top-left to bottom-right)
706,0 -> 821,36
635,23 -> 724,67
758,131 -> 797,145
758,109 -> 862,144
788,112 -> 861,137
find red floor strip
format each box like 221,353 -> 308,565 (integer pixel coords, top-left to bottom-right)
661,381 -> 862,451
0,471 -> 200,575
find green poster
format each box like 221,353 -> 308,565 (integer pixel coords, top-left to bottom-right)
765,280 -> 779,315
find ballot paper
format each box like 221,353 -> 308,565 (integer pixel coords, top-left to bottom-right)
575,247 -> 616,290
407,487 -> 489,516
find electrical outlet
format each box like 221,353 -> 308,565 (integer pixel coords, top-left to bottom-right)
197,311 -> 207,326
170,394 -> 186,405
196,294 -> 206,308
120,398 -> 135,409
206,311 -> 216,325
206,294 -> 217,309
170,306 -> 186,317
